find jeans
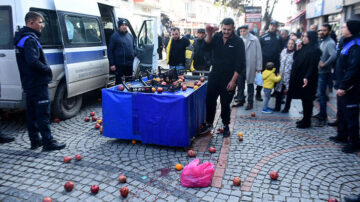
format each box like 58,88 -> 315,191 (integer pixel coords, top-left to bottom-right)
169,65 -> 185,70
25,85 -> 53,145
317,73 -> 331,119
236,73 -> 254,104
263,88 -> 272,109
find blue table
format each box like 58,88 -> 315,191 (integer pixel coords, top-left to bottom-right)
102,81 -> 207,147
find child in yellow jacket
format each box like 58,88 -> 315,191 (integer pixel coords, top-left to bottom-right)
262,62 -> 282,113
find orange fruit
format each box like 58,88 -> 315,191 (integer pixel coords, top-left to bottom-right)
97,119 -> 102,124
152,87 -> 156,93
131,140 -> 136,144
175,164 -> 183,171
237,132 -> 243,137
193,85 -> 199,90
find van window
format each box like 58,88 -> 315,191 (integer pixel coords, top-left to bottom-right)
138,20 -> 154,46
64,15 -> 102,45
30,8 -> 62,48
0,6 -> 13,49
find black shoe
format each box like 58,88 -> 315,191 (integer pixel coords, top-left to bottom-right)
312,113 -> 322,119
223,125 -> 230,137
273,107 -> 281,112
256,96 -> 263,101
342,144 -> 360,153
328,120 -> 338,126
344,194 -> 360,202
232,101 -> 245,107
281,109 -> 289,113
314,119 -> 327,127
199,123 -> 213,135
0,133 -> 15,143
30,139 -> 42,150
245,103 -> 253,110
42,140 -> 66,152
296,122 -> 311,129
329,136 -> 347,143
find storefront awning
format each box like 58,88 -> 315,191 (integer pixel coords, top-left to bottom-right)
288,9 -> 306,23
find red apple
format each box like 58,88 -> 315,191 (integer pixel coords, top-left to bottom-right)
64,181 -> 74,192
182,85 -> 187,91
75,154 -> 82,161
187,150 -> 196,157
95,123 -> 101,129
206,24 -> 213,32
63,156 -> 72,163
84,117 -> 90,122
328,199 -> 338,202
42,197 -> 52,202
157,87 -> 163,93
233,177 -> 241,186
161,81 -> 167,86
54,118 -> 61,123
194,81 -> 199,86
118,85 -> 124,91
90,185 -> 99,194
120,187 -> 129,197
200,77 -> 205,82
270,171 -> 279,180
208,147 -> 216,153
90,112 -> 95,116
251,112 -> 256,117
118,175 -> 127,183
92,116 -> 97,122
197,82 -> 202,86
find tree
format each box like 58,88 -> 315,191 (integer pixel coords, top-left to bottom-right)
263,0 -> 278,31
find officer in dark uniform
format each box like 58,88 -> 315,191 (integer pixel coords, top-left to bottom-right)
192,28 -> 211,75
329,19 -> 360,153
14,11 -> 66,151
199,18 -> 246,137
256,20 -> 283,101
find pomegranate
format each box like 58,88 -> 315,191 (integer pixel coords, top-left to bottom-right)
270,171 -> 279,180
120,187 -> 129,197
118,85 -> 124,91
208,147 -> 216,153
75,154 -> 82,161
64,181 -> 74,192
42,197 -> 52,202
251,112 -> 256,117
187,150 -> 196,157
161,81 -> 167,86
90,185 -> 99,194
95,123 -> 101,129
233,177 -> 241,186
200,77 -> 205,82
63,156 -> 72,163
84,117 -> 90,122
182,85 -> 187,91
328,199 -> 338,202
90,112 -> 95,116
206,24 -> 213,32
118,175 -> 127,183
54,118 -> 61,123
92,116 -> 97,122
157,87 -> 163,94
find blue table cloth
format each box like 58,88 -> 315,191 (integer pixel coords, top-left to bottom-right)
102,81 -> 207,147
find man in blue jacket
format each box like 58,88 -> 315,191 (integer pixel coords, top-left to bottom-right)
108,19 -> 135,85
14,11 -> 66,151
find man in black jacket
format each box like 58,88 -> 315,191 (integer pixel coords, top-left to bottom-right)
14,11 -> 66,151
199,18 -> 246,137
108,19 -> 135,85
192,28 -> 211,75
256,20 -> 283,101
329,19 -> 360,153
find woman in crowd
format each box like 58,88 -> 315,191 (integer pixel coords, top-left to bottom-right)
274,39 -> 296,112
287,31 -> 322,128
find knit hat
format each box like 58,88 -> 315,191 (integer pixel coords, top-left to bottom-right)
346,19 -> 360,35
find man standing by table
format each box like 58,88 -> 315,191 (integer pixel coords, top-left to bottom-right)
199,18 -> 246,137
166,27 -> 190,70
108,19 -> 135,85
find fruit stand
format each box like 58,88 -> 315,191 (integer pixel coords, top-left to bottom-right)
101,79 -> 207,147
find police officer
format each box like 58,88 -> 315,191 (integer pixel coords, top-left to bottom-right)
14,11 -> 66,151
199,18 -> 246,137
329,19 -> 360,153
192,28 -> 211,75
256,20 -> 283,101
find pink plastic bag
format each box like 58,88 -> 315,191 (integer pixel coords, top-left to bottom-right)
180,158 -> 215,187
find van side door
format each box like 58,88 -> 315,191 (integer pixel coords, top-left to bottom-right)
54,0 -> 109,98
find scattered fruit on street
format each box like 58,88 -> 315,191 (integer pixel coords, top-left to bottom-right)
64,181 -> 74,192
90,112 -> 95,116
251,112 -> 256,117
233,177 -> 241,186
92,116 -> 97,121
238,136 -> 243,141
270,171 -> 279,180
175,163 -> 183,171
132,140 -> 136,144
90,185 -> 99,194
84,117 -> 90,122
187,150 -> 196,157
63,156 -> 72,163
237,132 -> 243,137
208,147 -> 216,153
118,175 -> 127,183
42,197 -> 52,202
120,187 -> 129,197
75,154 -> 82,161
328,199 -> 338,202
54,118 -> 60,123
95,123 -> 101,129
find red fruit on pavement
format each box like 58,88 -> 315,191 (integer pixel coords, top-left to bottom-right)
251,112 -> 256,117
208,147 -> 216,153
90,112 -> 95,116
90,185 -> 99,194
63,156 -> 72,163
120,187 -> 129,197
233,177 -> 241,186
75,154 -> 82,161
187,150 -> 196,157
328,199 -> 338,202
95,123 -> 101,129
42,197 -> 52,202
64,181 -> 74,192
92,116 -> 97,121
270,171 -> 279,180
84,117 -> 90,122
54,118 -> 60,123
118,175 -> 127,183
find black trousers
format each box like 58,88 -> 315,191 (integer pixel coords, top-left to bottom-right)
301,99 -> 313,124
157,48 -> 163,60
206,77 -> 235,126
115,65 -> 133,85
25,85 -> 53,145
274,85 -> 292,110
337,94 -> 359,145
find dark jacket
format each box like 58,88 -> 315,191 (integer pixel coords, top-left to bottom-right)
260,31 -> 283,69
193,38 -> 211,69
108,31 -> 135,67
335,34 -> 360,100
288,31 -> 322,100
205,32 -> 246,81
14,27 -> 52,91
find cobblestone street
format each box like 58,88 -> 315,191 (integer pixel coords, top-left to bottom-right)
0,90 -> 359,202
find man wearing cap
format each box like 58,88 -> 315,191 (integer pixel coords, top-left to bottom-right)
329,19 -> 360,153
233,25 -> 262,110
256,20 -> 283,101
108,19 -> 135,85
192,28 -> 211,74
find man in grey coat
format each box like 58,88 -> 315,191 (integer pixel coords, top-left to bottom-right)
233,25 -> 262,110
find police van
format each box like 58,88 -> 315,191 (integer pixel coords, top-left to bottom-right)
0,0 -> 158,119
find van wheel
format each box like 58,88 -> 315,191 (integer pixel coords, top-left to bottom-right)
52,82 -> 82,119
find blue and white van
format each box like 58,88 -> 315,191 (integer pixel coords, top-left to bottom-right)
0,0 -> 158,119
